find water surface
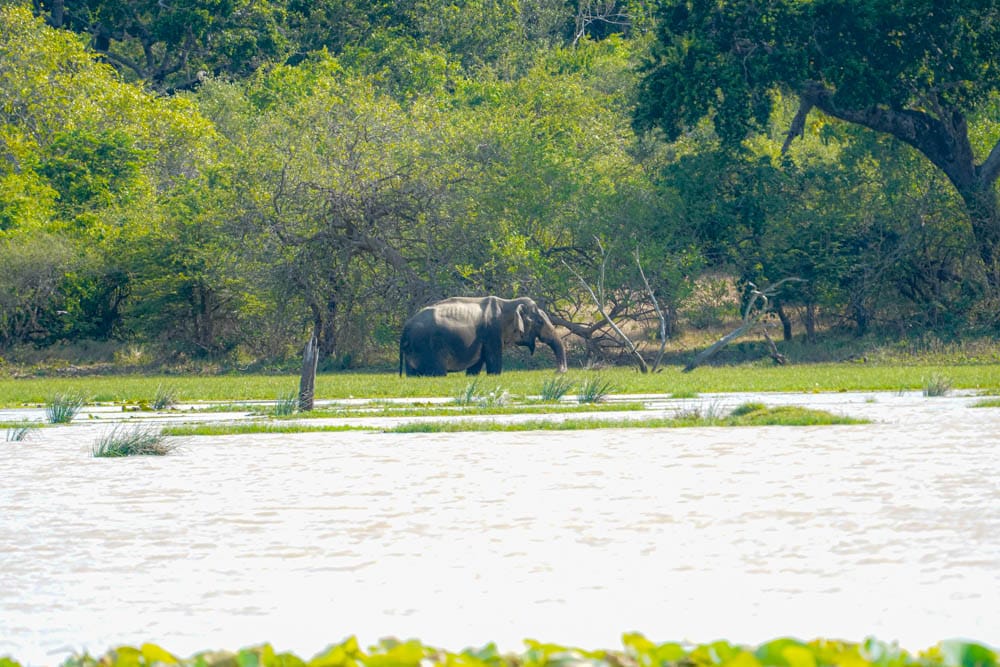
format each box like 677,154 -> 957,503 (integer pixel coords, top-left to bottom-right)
1,391 -> 998,664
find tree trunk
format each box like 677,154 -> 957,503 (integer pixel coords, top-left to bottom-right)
803,302 -> 817,342
774,301 -> 793,341
298,334 -> 318,411
958,186 -> 1000,288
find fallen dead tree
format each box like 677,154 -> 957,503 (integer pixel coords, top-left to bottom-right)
683,278 -> 804,373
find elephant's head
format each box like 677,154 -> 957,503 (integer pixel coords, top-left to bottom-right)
505,298 -> 568,373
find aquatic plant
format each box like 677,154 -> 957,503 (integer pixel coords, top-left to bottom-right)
45,393 -> 85,424
5,422 -> 37,441
271,390 -> 299,416
577,376 -> 613,404
151,384 -> 179,410
92,425 -> 175,457
923,373 -> 952,397
539,375 -> 574,401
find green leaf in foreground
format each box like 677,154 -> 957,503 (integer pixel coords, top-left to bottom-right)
48,637 -> 1000,667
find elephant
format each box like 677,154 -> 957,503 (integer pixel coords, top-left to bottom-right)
399,296 -> 568,376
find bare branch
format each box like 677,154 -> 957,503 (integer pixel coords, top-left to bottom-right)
635,247 -> 667,372
781,96 -> 814,154
562,255 -> 649,373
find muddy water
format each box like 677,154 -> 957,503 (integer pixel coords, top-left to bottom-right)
2,392 -> 999,664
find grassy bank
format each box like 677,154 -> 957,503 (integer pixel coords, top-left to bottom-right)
0,363 -> 997,406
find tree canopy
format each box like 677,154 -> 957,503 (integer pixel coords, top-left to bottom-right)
1,0 -> 998,368
636,0 -> 1000,282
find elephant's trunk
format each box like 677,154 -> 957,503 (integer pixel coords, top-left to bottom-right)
538,322 -> 568,373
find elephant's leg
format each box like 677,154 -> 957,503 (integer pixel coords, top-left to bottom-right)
482,343 -> 503,375
466,357 -> 485,375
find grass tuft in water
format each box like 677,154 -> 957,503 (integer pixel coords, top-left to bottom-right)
5,422 -> 38,441
163,422 -> 366,436
729,402 -> 768,417
923,373 -> 952,397
151,384 -> 179,410
577,376 -> 613,404
45,393 -> 85,424
539,375 -> 574,401
386,406 -> 866,433
454,379 -> 482,406
92,424 -> 175,457
972,397 -> 1000,408
271,390 -> 299,416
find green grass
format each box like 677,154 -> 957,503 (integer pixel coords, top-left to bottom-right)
385,405 -> 866,433
972,397 -> 1000,407
271,390 -> 299,416
162,422 -> 367,437
5,421 -> 39,441
45,393 -> 85,423
276,402 -> 647,420
922,373 -> 953,397
92,425 -> 176,457
1,364 -> 998,406
577,376 -> 613,403
150,383 -> 179,410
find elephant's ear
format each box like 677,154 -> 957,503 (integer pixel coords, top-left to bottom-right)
515,303 -> 526,335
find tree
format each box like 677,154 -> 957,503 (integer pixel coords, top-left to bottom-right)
32,0 -> 289,91
635,0 -> 1000,286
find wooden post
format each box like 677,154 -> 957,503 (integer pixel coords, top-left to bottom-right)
298,334 -> 318,411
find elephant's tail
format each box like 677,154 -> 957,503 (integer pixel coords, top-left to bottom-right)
398,338 -> 405,377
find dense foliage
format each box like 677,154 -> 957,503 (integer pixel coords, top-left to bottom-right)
1,0 -> 998,368
2,635 -> 996,667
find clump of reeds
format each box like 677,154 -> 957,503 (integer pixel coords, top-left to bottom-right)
923,373 -> 952,397
45,393 -> 85,424
92,424 -> 176,457
539,375 -> 574,401
5,422 -> 38,441
454,379 -> 483,406
271,390 -> 299,416
454,379 -> 509,407
151,384 -> 179,410
577,376 -> 613,404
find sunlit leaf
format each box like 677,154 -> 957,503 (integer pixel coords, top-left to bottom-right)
940,642 -> 998,667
